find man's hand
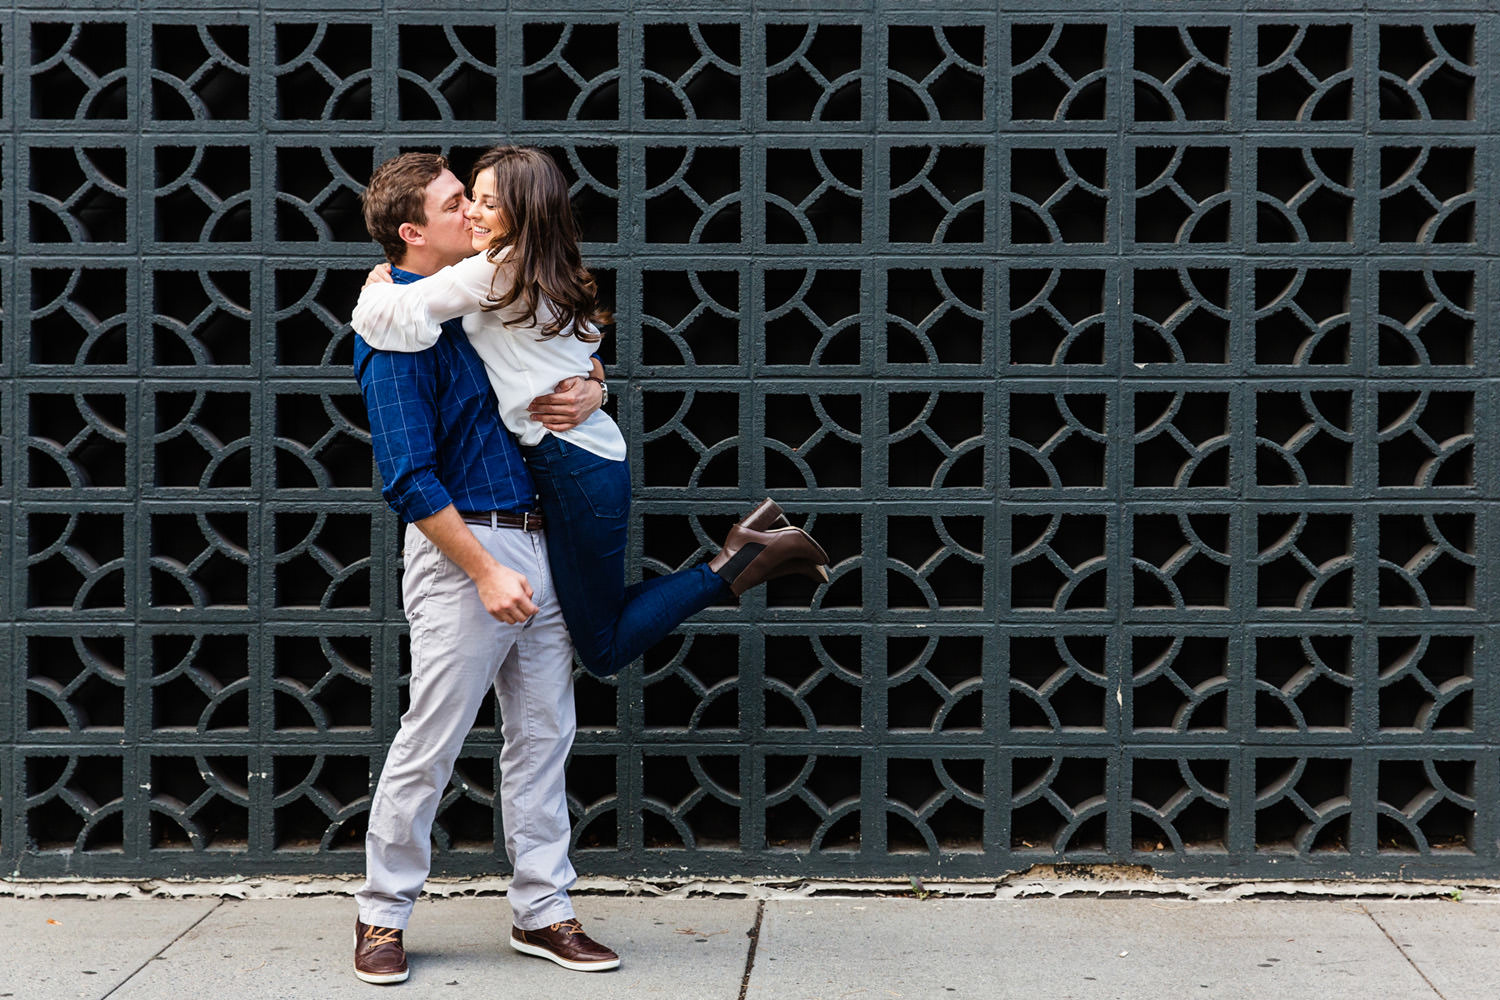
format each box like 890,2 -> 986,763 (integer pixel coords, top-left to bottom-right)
474,562 -> 539,624
364,263 -> 394,288
413,506 -> 539,624
527,374 -> 602,431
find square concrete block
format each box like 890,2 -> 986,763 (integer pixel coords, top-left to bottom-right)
0,897 -> 218,1000
746,898 -> 1437,1000
1363,901 -> 1500,1000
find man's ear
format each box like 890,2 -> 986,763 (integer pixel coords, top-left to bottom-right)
398,221 -> 425,248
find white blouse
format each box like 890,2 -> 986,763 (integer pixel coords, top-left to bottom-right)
351,252 -> 626,461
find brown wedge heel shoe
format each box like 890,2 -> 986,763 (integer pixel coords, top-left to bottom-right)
734,498 -> 829,586
709,522 -> 830,595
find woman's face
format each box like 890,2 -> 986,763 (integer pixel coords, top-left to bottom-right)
465,167 -> 509,252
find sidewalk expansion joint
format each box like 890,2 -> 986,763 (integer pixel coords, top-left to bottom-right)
99,898 -> 223,1000
737,899 -> 765,1000
1359,903 -> 1448,1000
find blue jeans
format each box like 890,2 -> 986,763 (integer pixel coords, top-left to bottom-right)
522,434 -> 730,677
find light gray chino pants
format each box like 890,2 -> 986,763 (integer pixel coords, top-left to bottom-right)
356,522 -> 578,932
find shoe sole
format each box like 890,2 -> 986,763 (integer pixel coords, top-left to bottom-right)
510,935 -> 621,972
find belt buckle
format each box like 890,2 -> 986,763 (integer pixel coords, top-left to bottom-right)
522,511 -> 532,532
489,510 -> 499,531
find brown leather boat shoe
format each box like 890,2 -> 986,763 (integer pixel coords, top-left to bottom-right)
510,919 -> 621,972
354,918 -> 409,984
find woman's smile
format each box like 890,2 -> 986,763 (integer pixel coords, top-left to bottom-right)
466,167 -> 507,250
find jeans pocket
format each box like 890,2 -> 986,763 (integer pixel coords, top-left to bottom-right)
569,457 -> 630,520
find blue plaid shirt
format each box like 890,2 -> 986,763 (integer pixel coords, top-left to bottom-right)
354,265 -> 535,523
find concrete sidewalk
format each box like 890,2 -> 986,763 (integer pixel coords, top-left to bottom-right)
3,892 -> 1498,1000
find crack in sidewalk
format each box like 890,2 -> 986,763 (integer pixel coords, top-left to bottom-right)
99,898 -> 223,1000
1360,903 -> 1448,1000
737,899 -> 765,1000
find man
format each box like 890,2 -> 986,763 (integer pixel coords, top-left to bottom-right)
351,152 -> 617,984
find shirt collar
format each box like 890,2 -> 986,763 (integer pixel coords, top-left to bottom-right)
389,265 -> 423,285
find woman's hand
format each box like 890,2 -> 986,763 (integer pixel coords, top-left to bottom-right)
364,263 -> 393,288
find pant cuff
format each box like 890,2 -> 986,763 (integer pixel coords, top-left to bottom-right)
516,900 -> 576,932
356,906 -> 412,931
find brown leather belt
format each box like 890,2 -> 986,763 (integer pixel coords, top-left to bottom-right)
458,510 -> 545,532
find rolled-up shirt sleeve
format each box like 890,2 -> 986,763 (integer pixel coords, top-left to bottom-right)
351,254 -> 507,351
356,347 -> 453,523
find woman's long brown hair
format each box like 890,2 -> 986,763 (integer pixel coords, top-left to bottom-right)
469,146 -> 609,342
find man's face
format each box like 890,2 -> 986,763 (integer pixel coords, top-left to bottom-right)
413,169 -> 473,266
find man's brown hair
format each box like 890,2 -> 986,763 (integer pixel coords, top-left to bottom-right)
361,153 -> 449,264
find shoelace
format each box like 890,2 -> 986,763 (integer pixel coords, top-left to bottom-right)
549,919 -> 585,937
363,925 -> 401,947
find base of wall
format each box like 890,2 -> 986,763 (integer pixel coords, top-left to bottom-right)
5,867 -> 1500,903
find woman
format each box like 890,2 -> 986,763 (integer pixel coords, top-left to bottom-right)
352,146 -> 828,677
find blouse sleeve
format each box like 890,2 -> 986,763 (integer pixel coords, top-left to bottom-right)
350,254 -> 507,352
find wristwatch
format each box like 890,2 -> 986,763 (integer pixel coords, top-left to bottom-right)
587,375 -> 609,408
